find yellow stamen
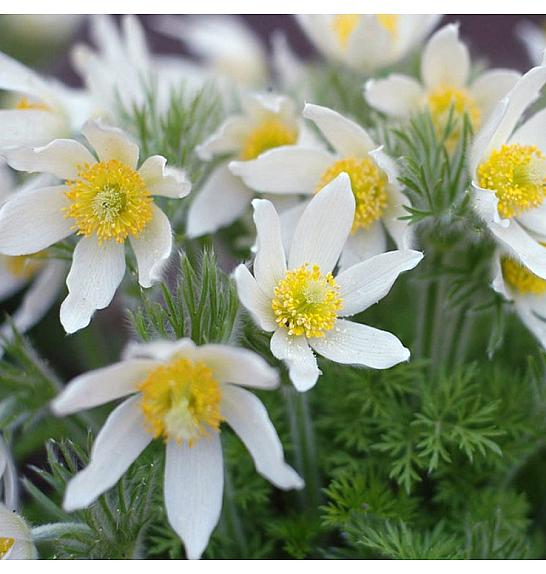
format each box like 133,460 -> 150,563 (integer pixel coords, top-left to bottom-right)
333,14 -> 399,48
478,144 -> 546,219
14,96 -> 49,111
501,256 -> 546,295
272,264 -> 343,338
427,85 -> 481,135
64,160 -> 153,243
4,251 -> 46,280
316,157 -> 389,232
0,537 -> 15,559
139,357 -> 223,445
240,116 -> 298,161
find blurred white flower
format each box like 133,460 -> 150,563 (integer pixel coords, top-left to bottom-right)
0,119 -> 191,334
516,19 -> 546,66
234,174 -> 422,391
52,338 -> 303,560
0,503 -> 36,560
231,103 -> 412,270
365,24 -> 520,137
470,53 -> 546,280
296,14 -> 441,72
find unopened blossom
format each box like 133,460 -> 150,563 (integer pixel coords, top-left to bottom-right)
365,24 -> 520,139
0,504 -> 36,560
0,119 -> 191,333
470,54 -> 546,279
231,103 -> 411,269
296,14 -> 441,73
234,173 -> 423,391
52,339 -> 303,560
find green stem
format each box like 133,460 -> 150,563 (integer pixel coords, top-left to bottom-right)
221,463 -> 247,556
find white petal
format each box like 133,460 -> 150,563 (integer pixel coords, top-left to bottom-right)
0,110 -> 66,150
345,16 -> 394,71
196,116 -> 253,160
421,24 -> 470,89
303,103 -> 377,156
138,155 -> 191,199
509,107 -> 546,151
63,396 -> 151,512
60,236 -> 126,334
130,205 -> 172,288
470,69 -> 521,120
82,119 -> 139,168
270,329 -> 319,392
383,187 -> 414,251
515,298 -> 546,349
310,319 -> 410,369
252,198 -> 287,296
0,503 -> 32,545
515,20 -> 546,66
279,201 -> 307,257
233,264 -> 276,331
193,344 -> 279,389
338,223 -> 388,272
5,139 -> 95,179
123,338 -> 197,361
288,173 -> 355,273
337,250 -> 423,317
0,186 -> 72,256
186,163 -> 253,238
364,74 -> 424,117
164,434 -> 223,560
221,384 -> 303,489
51,359 -> 160,416
0,50 -> 53,98
491,250 -> 512,300
0,437 -> 17,512
229,147 -> 333,194
241,91 -> 296,122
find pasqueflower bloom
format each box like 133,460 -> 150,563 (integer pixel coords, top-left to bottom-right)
0,119 -> 190,333
231,103 -> 412,270
234,173 -> 423,391
296,14 -> 440,73
365,24 -> 520,137
187,92 -> 314,238
0,504 -> 36,560
52,339 -> 303,560
470,54 -> 546,279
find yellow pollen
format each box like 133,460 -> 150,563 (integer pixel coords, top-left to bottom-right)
501,256 -> 546,295
427,85 -> 481,139
332,14 -> 398,48
240,116 -> 298,161
272,264 -> 343,338
0,537 -> 15,559
64,160 -> 153,243
4,251 -> 46,280
138,357 -> 223,445
478,144 -> 546,219
14,96 -> 49,111
316,157 -> 389,232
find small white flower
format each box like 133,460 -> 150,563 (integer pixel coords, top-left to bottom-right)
234,173 -> 423,391
296,14 -> 441,73
365,24 -> 520,136
51,339 -> 302,560
516,19 -> 546,66
0,503 -> 36,560
0,119 -> 191,334
187,92 -> 315,238
470,53 -> 546,279
0,437 -> 17,511
231,103 -> 412,270
153,15 -> 268,89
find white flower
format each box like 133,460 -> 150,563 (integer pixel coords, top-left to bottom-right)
187,92 -> 315,238
0,503 -> 36,560
233,173 -> 423,391
296,14 -> 441,73
0,437 -> 17,511
231,103 -> 412,270
153,15 -> 267,89
470,53 -> 546,279
516,19 -> 546,66
365,24 -> 520,136
0,50 -> 91,150
0,119 -> 191,334
51,339 -> 303,560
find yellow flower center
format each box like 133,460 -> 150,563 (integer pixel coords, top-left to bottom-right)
240,116 -> 298,161
272,264 -> 343,338
478,144 -> 546,219
501,255 -> 546,295
64,160 -> 153,243
333,14 -> 399,48
0,537 -> 14,559
138,357 -> 223,445
316,157 -> 389,232
14,96 -> 49,111
4,251 -> 46,280
427,85 -> 481,134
